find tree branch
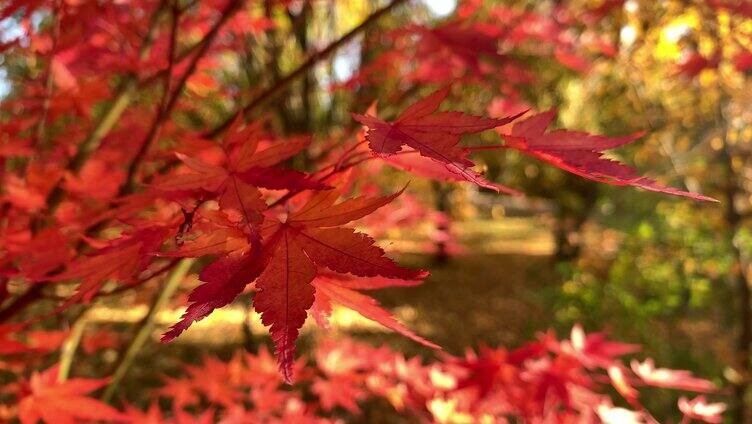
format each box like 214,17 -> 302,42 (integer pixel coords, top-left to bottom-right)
101,258 -> 195,403
42,1 -> 168,214
121,2 -> 181,195
124,0 -> 242,195
205,0 -> 409,138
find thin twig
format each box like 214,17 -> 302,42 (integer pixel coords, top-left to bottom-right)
205,0 -> 409,138
57,313 -> 89,381
146,0 -> 408,180
39,258 -> 182,301
122,2 -> 181,194
34,1 -> 61,151
42,1 -> 168,214
100,258 -> 195,403
123,0 -> 242,195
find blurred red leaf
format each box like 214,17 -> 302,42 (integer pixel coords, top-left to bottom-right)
17,365 -> 125,424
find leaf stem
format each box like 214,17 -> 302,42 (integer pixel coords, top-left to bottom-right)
100,258 -> 195,403
57,312 -> 89,381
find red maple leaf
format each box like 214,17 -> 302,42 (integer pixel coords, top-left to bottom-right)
453,347 -> 508,399
158,118 -> 327,234
678,396 -> 726,424
16,365 -> 125,424
558,324 -> 640,369
161,247 -> 265,342
384,151 -> 520,195
52,226 -> 170,303
24,330 -> 69,353
630,359 -> 717,392
11,228 -> 73,281
123,403 -> 164,424
183,355 -> 244,407
734,50 -> 752,72
501,110 -> 716,201
0,324 -> 33,355
312,375 -> 368,413
312,273 -> 438,348
675,51 -> 721,78
158,209 -> 247,258
156,376 -> 200,409
254,187 -> 432,383
352,87 -> 522,194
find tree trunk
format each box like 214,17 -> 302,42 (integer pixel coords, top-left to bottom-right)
720,135 -> 750,423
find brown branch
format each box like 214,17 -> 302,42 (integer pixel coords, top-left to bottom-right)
122,3 -> 180,195
124,0 -> 243,194
720,111 -> 751,424
33,2 -> 61,151
46,0 -> 242,211
145,0 -> 408,180
205,0 -> 409,139
38,258 -> 182,301
0,285 -> 43,322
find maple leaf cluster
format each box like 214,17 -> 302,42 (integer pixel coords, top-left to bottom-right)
1,84 -> 715,384
4,328 -> 725,423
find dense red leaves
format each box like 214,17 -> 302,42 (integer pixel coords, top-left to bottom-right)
735,50 -> 752,72
446,329 -> 720,422
16,365 -> 125,424
2,321 -> 724,422
502,110 -> 717,201
0,0 -> 728,404
146,329 -> 724,423
158,118 -> 325,234
2,162 -> 61,213
452,346 -> 508,399
559,324 -> 641,369
352,87 -> 522,194
0,326 -> 116,359
708,0 -> 752,18
0,324 -> 33,355
9,229 -> 72,282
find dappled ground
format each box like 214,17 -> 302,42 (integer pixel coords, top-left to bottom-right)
375,252 -> 555,354
372,217 -> 557,354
